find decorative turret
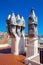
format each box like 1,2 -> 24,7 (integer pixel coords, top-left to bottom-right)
29,8 -> 38,25
6,12 -> 25,37
6,12 -> 25,55
7,14 -> 11,20
16,14 -> 21,26
16,14 -> 20,20
26,8 -> 38,59
28,8 -> 38,37
11,12 -> 16,25
21,16 -> 25,27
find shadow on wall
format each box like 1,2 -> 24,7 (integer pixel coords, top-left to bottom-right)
0,48 -> 11,53
19,37 -> 25,55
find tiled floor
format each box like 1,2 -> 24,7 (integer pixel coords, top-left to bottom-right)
0,54 -> 26,65
31,55 -> 40,63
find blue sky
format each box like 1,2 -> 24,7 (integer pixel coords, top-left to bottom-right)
0,0 -> 43,35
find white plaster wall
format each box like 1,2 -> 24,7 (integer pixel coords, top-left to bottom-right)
19,37 -> 25,54
11,26 -> 25,55
11,36 -> 25,55
14,37 -> 20,55
34,38 -> 38,55
26,37 -> 38,57
11,33 -> 25,55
